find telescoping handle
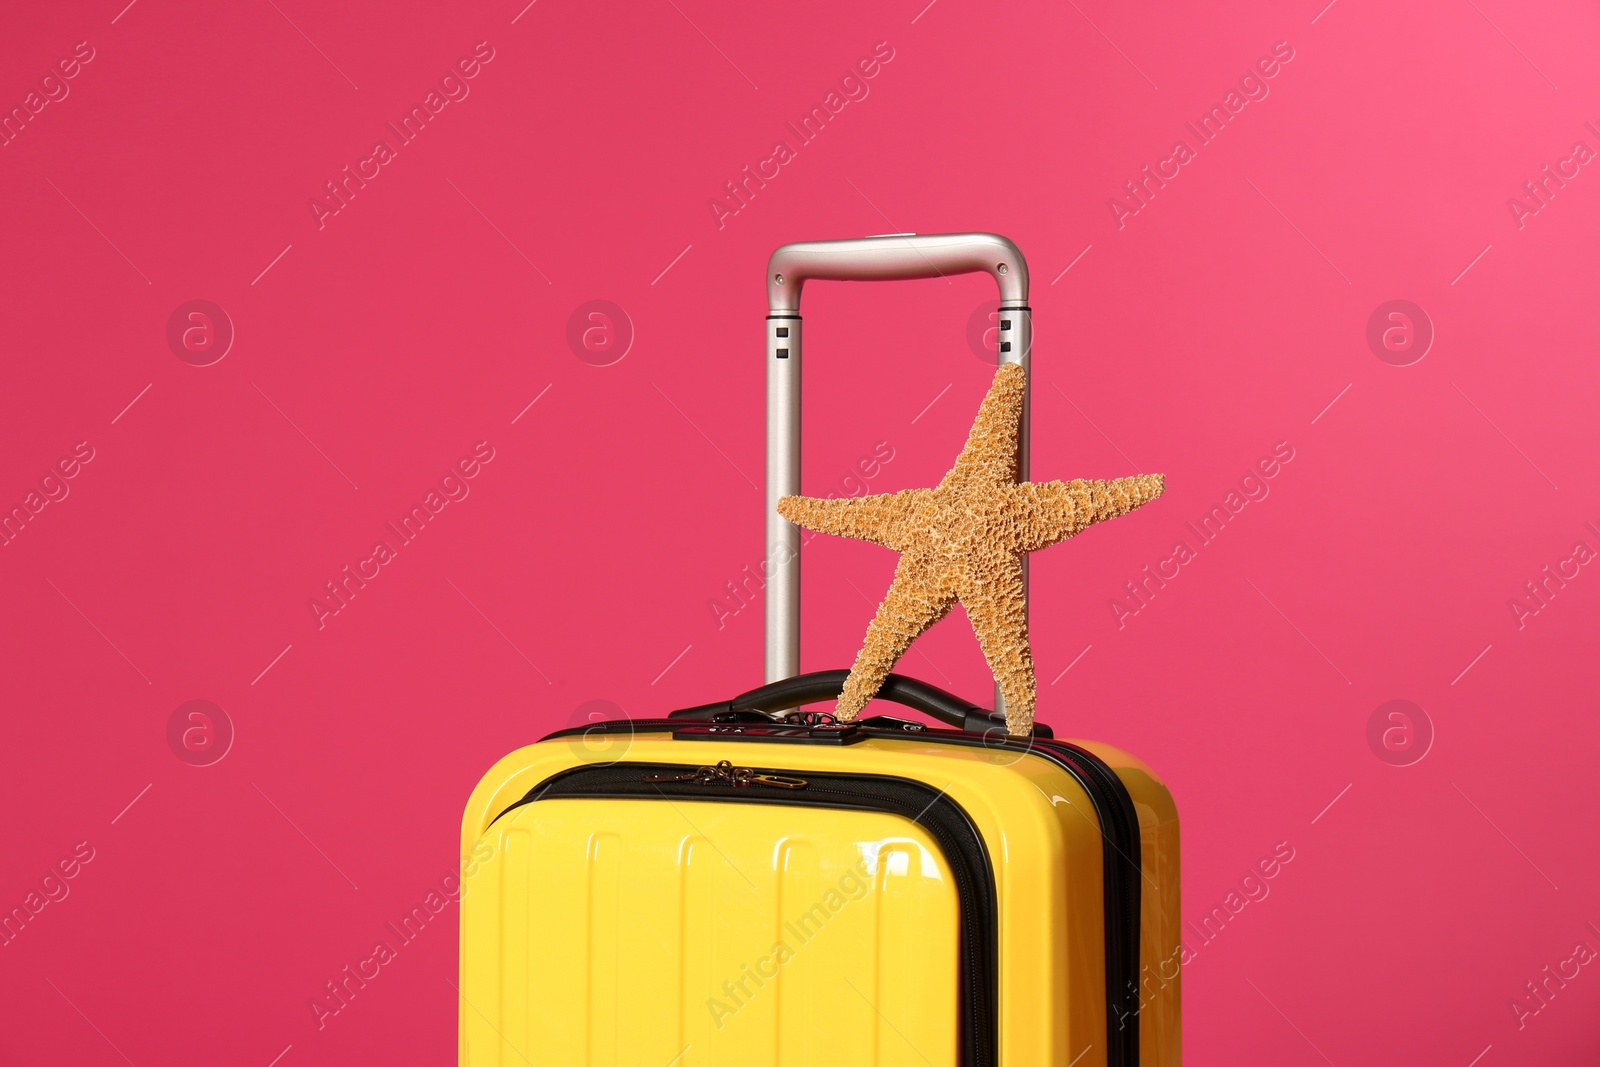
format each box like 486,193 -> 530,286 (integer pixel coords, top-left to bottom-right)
764,233 -> 1033,718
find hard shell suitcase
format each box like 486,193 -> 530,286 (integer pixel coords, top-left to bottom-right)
459,234 -> 1181,1066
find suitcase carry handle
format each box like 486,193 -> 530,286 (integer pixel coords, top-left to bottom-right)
670,669 -> 1051,737
764,232 -> 1033,720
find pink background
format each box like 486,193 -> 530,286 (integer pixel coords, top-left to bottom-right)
2,0 -> 1598,1063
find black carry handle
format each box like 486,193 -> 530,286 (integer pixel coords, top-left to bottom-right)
670,670 -> 1052,737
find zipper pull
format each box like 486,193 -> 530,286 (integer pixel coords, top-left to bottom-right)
643,770 -> 701,783
857,715 -> 927,733
642,762 -> 808,789
645,760 -> 740,785
747,773 -> 808,790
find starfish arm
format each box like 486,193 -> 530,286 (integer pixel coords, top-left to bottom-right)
939,363 -> 1026,491
776,489 -> 927,550
834,554 -> 957,721
956,554 -> 1037,736
1005,473 -> 1165,553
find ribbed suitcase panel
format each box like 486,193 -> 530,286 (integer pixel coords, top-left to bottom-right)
677,835 -> 715,1063
462,799 -> 960,1066
586,833 -> 621,1062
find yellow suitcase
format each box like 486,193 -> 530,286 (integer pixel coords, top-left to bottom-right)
459,235 -> 1180,1066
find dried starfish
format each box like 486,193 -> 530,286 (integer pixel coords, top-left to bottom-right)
778,362 -> 1164,735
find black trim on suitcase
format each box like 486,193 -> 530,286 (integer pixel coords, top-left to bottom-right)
494,764 -> 1000,1067
960,734 -> 1144,1067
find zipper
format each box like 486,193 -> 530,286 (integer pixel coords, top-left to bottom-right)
1027,739 -> 1143,1065
643,758 -> 810,789
495,762 -> 999,1067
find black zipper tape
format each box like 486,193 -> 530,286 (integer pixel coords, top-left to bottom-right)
1020,738 -> 1143,1067
494,763 -> 999,1067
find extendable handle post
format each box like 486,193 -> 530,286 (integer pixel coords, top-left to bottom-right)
764,233 -> 1032,718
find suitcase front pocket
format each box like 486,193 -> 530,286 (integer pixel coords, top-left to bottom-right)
461,763 -> 998,1067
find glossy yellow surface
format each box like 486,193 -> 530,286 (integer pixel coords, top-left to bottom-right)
1074,740 -> 1182,1067
460,731 -> 1179,1066
463,799 -> 960,1065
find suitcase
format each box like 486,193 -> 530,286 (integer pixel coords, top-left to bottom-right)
458,233 -> 1181,1066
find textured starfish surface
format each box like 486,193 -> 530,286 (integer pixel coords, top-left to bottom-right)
777,362 -> 1164,735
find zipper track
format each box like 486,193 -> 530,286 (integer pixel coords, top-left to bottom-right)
536,720 -> 1143,1067
495,763 -> 999,1067
1023,738 -> 1143,1065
